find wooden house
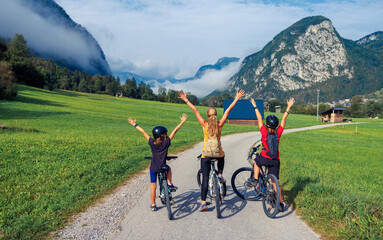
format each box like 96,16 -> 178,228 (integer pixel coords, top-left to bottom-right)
223,99 -> 264,125
320,107 -> 346,123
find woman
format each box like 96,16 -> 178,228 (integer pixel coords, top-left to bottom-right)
178,90 -> 245,211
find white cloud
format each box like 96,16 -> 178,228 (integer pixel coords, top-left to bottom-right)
150,60 -> 243,98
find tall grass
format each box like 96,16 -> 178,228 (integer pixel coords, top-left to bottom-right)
280,123 -> 383,239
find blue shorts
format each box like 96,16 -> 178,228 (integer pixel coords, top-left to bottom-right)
150,165 -> 170,183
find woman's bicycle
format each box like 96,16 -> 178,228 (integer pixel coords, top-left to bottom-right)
196,154 -> 227,218
145,156 -> 178,220
231,141 -> 281,218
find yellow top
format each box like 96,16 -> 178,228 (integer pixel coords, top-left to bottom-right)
201,125 -> 225,158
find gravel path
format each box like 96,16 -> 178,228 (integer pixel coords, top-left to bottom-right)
53,168 -> 151,239
54,122 -> 358,239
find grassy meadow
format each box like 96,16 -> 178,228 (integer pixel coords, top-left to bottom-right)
0,85 -> 289,239
1,85 -> 380,239
280,122 -> 383,239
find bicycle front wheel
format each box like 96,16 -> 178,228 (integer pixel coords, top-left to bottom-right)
231,167 -> 261,201
162,180 -> 173,220
262,174 -> 281,218
213,174 -> 221,218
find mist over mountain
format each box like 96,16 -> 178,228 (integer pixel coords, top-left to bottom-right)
226,16 -> 383,103
115,57 -> 241,97
0,0 -> 111,75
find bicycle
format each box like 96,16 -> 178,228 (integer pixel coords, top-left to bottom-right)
145,156 -> 178,220
231,141 -> 281,218
196,154 -> 227,218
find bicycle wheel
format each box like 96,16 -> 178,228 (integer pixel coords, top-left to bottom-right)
262,174 -> 281,218
213,174 -> 221,218
162,180 -> 173,220
231,167 -> 261,201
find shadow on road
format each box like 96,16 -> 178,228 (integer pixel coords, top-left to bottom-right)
171,189 -> 200,220
219,186 -> 248,219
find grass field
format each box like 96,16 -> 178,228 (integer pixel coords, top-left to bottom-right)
280,122 -> 383,239
1,85 -> 376,239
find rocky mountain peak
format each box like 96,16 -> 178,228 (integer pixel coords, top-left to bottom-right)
228,16 -> 358,101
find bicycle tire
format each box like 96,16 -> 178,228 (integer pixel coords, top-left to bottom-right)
231,167 -> 261,201
197,169 -> 227,198
262,174 -> 281,218
162,180 -> 173,220
213,174 -> 221,218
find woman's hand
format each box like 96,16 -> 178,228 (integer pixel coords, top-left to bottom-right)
178,91 -> 188,102
235,89 -> 245,100
180,113 -> 188,122
128,117 -> 136,126
250,98 -> 257,108
287,98 -> 295,108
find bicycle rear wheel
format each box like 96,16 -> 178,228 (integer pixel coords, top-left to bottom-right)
162,180 -> 173,220
262,174 -> 281,218
231,167 -> 261,201
213,174 -> 221,218
197,169 -> 227,198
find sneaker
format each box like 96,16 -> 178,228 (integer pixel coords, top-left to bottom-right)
279,202 -> 284,212
247,178 -> 259,187
218,176 -> 226,183
168,184 -> 178,192
199,203 -> 208,212
150,204 -> 157,211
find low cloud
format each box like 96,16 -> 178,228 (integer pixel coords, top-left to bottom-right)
0,0 -> 106,73
150,60 -> 242,98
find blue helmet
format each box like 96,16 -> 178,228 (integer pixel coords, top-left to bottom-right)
266,115 -> 279,129
152,126 -> 167,138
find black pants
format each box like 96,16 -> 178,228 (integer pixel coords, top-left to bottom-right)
200,157 -> 224,201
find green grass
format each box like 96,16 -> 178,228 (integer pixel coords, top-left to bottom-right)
0,85 -> 346,239
0,85 -> 320,239
280,122 -> 383,239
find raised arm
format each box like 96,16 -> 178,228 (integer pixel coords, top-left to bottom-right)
219,89 -> 245,127
178,91 -> 207,128
169,113 -> 188,140
280,98 -> 295,128
128,117 -> 150,141
250,98 -> 264,127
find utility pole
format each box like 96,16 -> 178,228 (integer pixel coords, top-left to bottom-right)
317,89 -> 320,121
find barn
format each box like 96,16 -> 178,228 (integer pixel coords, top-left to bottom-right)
320,107 -> 346,123
223,99 -> 264,125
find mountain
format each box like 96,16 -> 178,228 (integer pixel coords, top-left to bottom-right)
0,0 -> 111,75
356,31 -> 383,55
227,16 -> 383,103
194,57 -> 240,78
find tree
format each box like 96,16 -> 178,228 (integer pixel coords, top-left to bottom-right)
0,61 -> 17,100
157,87 -> 168,102
348,96 -> 365,118
8,34 -> 29,62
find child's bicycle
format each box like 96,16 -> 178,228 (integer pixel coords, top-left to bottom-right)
145,156 -> 178,220
196,154 -> 227,218
231,141 -> 281,218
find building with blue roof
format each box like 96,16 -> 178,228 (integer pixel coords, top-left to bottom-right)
223,99 -> 264,125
